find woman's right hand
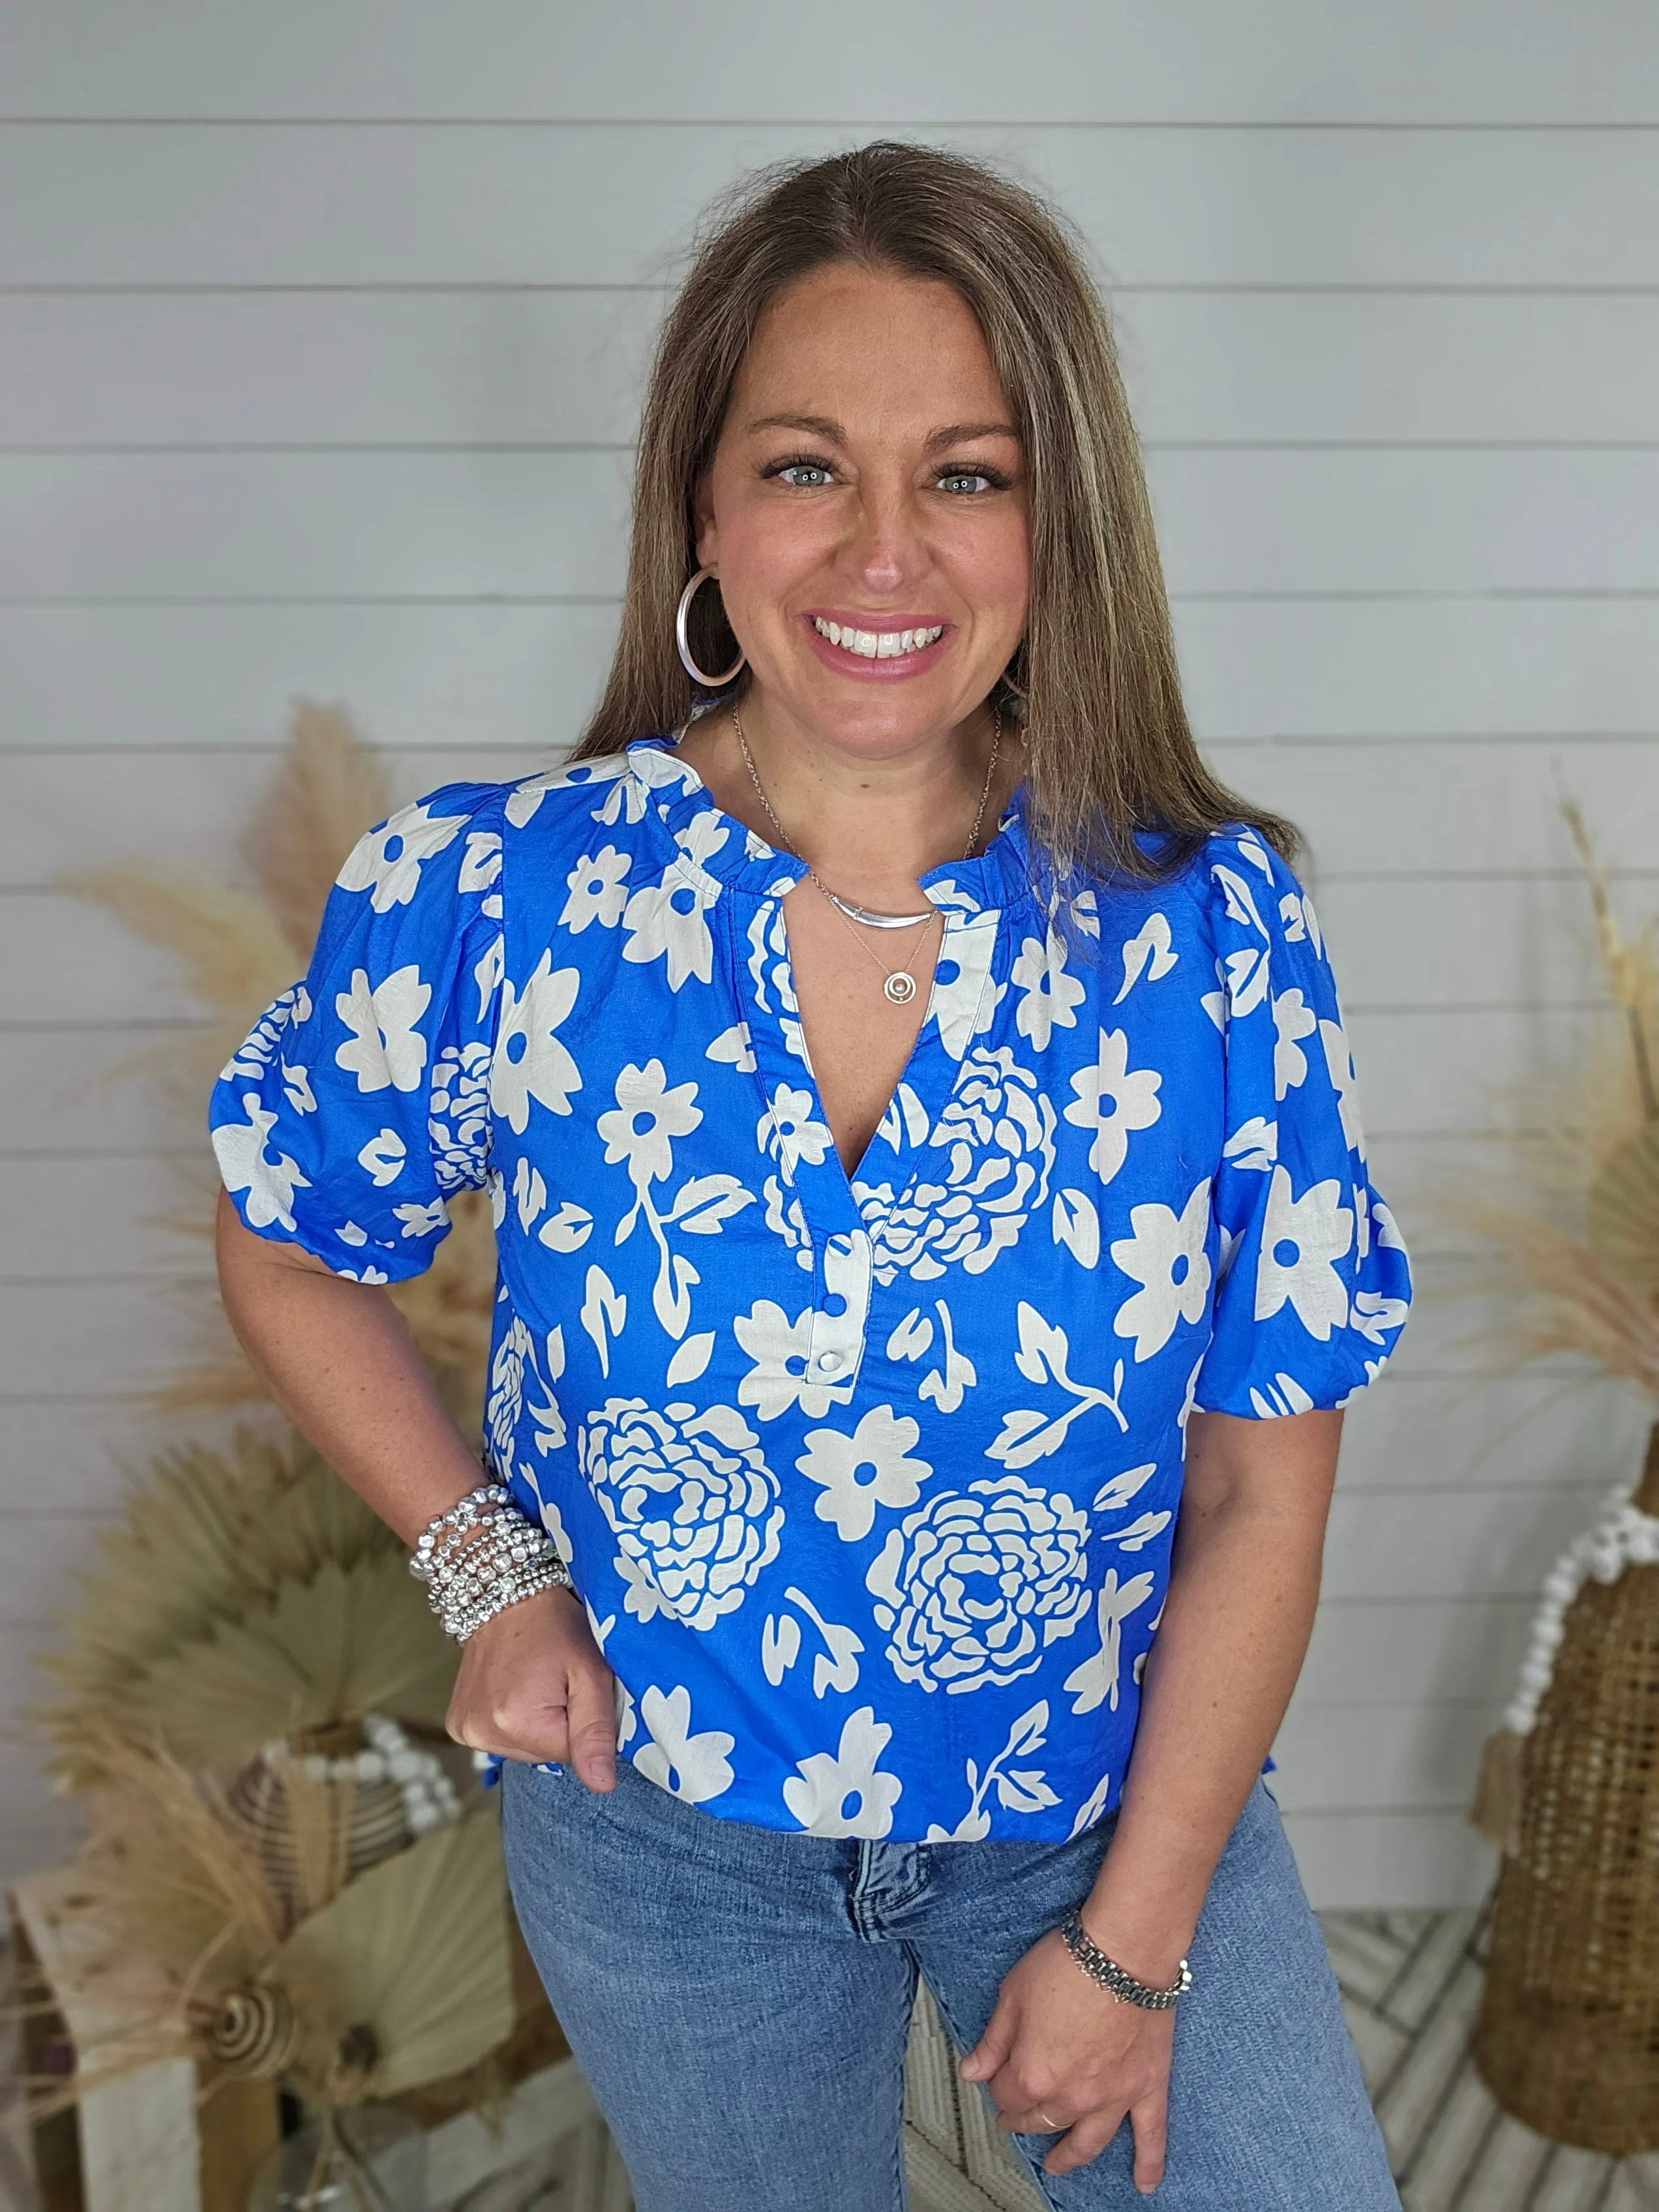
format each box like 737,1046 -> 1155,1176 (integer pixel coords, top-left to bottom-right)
445,1585 -> 619,1789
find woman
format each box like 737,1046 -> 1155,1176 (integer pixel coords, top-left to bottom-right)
213,143 -> 1410,2210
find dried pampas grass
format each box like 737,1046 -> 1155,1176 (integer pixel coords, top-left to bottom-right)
242,700 -> 395,961
64,700 -> 500,1433
1448,800 -> 1659,1406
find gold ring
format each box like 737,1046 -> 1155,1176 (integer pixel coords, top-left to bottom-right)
1038,2108 -> 1063,2131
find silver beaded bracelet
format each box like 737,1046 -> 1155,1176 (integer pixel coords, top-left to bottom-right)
1058,1909 -> 1193,2010
410,1481 -> 573,1643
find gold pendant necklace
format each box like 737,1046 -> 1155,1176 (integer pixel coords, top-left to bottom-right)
731,702 -> 1000,1006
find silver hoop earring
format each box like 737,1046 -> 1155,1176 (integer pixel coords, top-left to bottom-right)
675,568 -> 746,689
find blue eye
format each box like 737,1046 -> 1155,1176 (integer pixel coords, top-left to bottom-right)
775,462 -> 833,488
938,470 -> 995,495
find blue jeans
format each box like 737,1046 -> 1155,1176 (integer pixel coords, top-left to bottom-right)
502,1760 -> 1399,2211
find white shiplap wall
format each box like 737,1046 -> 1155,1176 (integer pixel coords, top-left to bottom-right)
2,1 -> 1656,1904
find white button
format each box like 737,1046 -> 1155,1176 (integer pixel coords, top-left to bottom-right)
815,1351 -> 843,1372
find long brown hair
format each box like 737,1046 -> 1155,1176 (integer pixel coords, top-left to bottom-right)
574,140 -> 1296,883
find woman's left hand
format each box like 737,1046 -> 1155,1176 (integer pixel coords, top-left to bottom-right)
959,1928 -> 1174,2189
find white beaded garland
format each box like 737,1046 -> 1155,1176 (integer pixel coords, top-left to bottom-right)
1502,1486 -> 1659,1737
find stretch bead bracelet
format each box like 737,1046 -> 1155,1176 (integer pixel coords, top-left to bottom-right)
1058,1910 -> 1193,2010
410,1481 -> 572,1643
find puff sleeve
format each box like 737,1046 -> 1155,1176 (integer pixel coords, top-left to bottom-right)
1188,828 -> 1412,1416
208,783 -> 507,1281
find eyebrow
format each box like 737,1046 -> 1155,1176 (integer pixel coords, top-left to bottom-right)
744,411 -> 1021,452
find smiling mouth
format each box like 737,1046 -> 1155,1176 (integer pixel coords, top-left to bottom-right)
811,616 -> 946,660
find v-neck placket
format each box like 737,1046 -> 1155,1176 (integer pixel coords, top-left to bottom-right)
622,740 -> 1030,1417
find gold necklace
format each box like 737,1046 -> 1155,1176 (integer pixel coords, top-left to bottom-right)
732,703 -> 1001,1008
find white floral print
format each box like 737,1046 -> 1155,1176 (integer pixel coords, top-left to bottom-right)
560,845 -> 631,934
1113,913 -> 1178,1006
211,1093 -> 310,1231
782,1706 -> 903,1837
856,1047 -> 1056,1284
762,1585 -> 863,1697
1272,987 -> 1317,1098
336,800 -> 467,913
867,1473 -> 1092,1695
988,1305 -> 1129,1467
428,1041 -> 492,1190
1320,1019 -> 1366,1158
760,1084 -> 836,1184
1011,929 -> 1085,1050
1110,1178 -> 1214,1364
1063,1028 -> 1161,1185
1255,1166 -> 1354,1340
633,1684 -> 736,1805
734,1298 -> 854,1421
579,1397 -> 783,1632
334,966 -> 431,1094
490,953 -> 581,1133
601,1060 -> 702,1187
357,1127 -> 406,1187
623,861 -> 718,991
211,742 -> 1411,1846
1063,1568 -> 1158,1714
796,1405 -> 932,1542
925,1702 -> 1059,1840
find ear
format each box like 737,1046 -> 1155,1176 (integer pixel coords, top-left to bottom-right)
692,470 -> 719,571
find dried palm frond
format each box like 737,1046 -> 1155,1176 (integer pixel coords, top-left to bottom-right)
35,1430 -> 455,1788
18,1740 -> 511,2123
275,1805 -> 515,2106
243,701 -> 391,959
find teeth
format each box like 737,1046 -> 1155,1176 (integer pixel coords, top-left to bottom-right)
813,618 -> 943,658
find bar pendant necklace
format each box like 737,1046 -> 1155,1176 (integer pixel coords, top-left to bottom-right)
732,702 -> 1000,1006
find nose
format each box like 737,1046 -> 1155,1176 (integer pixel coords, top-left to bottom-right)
843,477 -> 929,599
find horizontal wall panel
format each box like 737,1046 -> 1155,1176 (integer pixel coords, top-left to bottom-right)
1315,872 -> 1634,1008
10,290 -> 1659,451
1272,1697 -> 1497,1816
0,602 -> 617,754
7,598 -> 1658,753
0,1281 -> 205,1396
0,1152 -> 215,1279
1321,1477 -> 1597,1602
5,738 -> 1652,888
0,289 -> 662,451
1,897 -> 215,1021
4,124 -> 1658,289
0,449 -> 642,601
0,1026 -> 217,1154
1120,291 -> 1659,449
1298,1595 -> 1534,1708
0,1401 -> 273,1514
1283,1808 -> 1494,1911
1238,737 -> 1659,879
5,1 -> 1655,124
1333,1371 -> 1649,1496
1178,597 -> 1659,740
0,868 -> 1626,1023
0,1510 -> 120,1626
1349,1005 -> 1608,1139
9,446 -> 1659,599
0,743 -> 546,885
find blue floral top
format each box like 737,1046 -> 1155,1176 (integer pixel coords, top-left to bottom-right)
211,738 -> 1411,1844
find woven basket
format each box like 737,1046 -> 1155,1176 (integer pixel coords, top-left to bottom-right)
1472,1422 -> 1659,2155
